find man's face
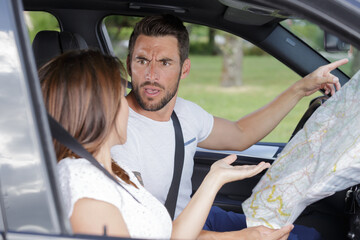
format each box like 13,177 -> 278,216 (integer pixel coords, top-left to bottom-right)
129,35 -> 184,111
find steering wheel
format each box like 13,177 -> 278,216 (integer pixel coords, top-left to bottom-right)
288,95 -> 329,141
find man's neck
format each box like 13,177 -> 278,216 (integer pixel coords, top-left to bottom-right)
126,92 -> 176,122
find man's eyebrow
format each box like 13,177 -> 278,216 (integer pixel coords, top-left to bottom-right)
135,56 -> 149,60
157,58 -> 173,62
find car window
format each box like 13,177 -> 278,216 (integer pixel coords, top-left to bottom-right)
1,2 -> 67,235
24,11 -> 59,42
103,16 -> 322,143
281,19 -> 360,78
104,15 -> 141,61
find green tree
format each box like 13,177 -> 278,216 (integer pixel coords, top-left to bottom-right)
104,16 -> 140,58
25,11 -> 59,42
220,33 -> 243,87
282,19 -> 323,51
105,16 -> 140,40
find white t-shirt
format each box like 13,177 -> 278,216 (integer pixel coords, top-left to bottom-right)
57,157 -> 172,239
111,97 -> 214,218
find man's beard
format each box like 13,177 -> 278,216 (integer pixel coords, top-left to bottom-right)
132,78 -> 180,111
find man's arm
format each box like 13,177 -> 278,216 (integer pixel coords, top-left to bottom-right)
199,58 -> 348,151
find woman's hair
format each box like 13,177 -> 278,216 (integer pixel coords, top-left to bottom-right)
40,49 -> 136,187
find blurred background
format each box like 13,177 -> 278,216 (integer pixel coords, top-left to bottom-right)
26,12 -> 360,143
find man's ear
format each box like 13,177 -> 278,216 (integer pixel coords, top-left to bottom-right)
126,55 -> 132,76
180,58 -> 191,79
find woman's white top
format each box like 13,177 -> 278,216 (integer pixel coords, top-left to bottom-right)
57,157 -> 172,239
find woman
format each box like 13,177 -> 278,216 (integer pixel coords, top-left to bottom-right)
40,49 -> 291,239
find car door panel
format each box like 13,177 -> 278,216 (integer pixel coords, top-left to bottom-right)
192,142 -> 349,239
192,142 -> 284,213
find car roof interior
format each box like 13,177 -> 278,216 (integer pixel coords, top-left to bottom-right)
22,0 -> 360,85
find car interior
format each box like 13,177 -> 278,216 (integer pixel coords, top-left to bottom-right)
18,0 -> 360,239
32,31 -> 88,69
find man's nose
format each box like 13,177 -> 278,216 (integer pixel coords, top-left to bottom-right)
145,61 -> 159,81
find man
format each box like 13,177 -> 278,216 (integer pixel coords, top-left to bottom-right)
111,14 -> 348,239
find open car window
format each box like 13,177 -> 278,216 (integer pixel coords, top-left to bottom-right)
24,11 -> 59,42
103,15 -> 323,143
282,19 -> 360,78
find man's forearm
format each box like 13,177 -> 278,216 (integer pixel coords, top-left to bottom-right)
199,82 -> 303,151
234,81 -> 303,145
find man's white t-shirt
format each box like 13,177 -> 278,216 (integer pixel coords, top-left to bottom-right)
111,97 -> 214,218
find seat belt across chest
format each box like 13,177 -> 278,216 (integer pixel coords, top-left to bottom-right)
164,111 -> 185,220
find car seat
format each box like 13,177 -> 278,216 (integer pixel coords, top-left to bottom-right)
32,30 -> 88,69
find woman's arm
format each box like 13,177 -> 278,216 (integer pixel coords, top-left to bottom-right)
171,154 -> 270,239
70,198 -> 130,237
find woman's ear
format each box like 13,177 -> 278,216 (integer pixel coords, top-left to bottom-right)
180,58 -> 191,79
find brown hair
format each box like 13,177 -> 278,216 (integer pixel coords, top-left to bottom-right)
128,14 -> 189,66
40,49 -> 136,187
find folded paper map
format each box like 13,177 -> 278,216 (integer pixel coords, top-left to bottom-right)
242,71 -> 360,229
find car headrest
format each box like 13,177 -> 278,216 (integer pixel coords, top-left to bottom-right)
32,30 -> 88,69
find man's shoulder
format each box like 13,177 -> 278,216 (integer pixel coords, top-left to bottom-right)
174,97 -> 207,115
175,97 -> 197,106
174,97 -> 214,137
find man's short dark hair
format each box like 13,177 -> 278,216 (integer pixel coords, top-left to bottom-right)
128,14 -> 189,66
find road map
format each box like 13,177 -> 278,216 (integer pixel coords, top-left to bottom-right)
242,71 -> 360,229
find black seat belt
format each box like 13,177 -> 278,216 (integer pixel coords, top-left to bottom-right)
164,111 -> 185,220
47,114 -> 140,204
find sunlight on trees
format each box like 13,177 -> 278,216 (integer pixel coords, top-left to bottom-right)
25,11 -> 59,42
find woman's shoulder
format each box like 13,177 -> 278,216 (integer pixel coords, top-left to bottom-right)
57,158 -> 140,192
57,158 -> 124,218
58,157 -> 89,168
58,157 -> 97,179
57,158 -> 120,192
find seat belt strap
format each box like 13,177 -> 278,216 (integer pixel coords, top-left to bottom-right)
47,114 -> 140,203
164,111 -> 185,220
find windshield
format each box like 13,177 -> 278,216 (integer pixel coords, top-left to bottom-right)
281,19 -> 360,78
343,0 -> 360,9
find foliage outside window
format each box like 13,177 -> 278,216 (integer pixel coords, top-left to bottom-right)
282,19 -> 360,78
24,11 -> 59,42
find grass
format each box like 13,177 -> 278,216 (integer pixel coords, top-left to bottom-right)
178,55 -> 322,143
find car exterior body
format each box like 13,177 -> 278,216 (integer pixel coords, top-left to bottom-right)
1,0 -> 360,239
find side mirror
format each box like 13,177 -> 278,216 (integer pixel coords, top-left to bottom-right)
324,32 -> 350,52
